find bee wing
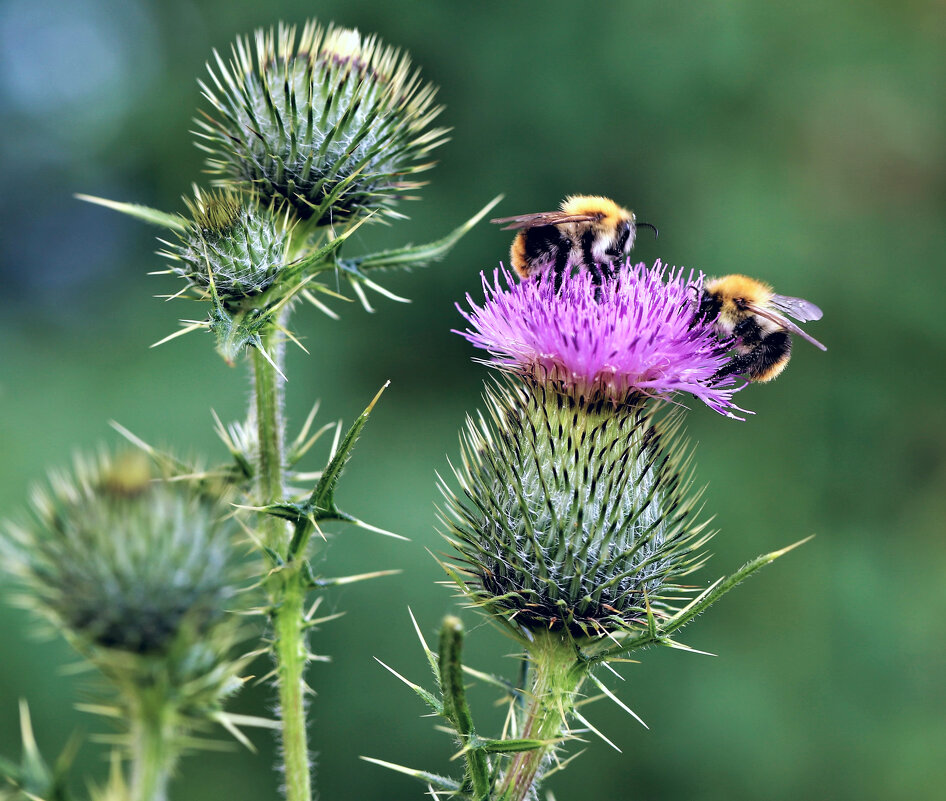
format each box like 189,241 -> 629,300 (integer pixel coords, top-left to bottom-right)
770,293 -> 823,322
489,210 -> 599,231
746,302 -> 828,351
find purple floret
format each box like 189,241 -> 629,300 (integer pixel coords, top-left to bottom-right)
456,260 -> 748,418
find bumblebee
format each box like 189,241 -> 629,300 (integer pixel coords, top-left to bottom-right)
694,274 -> 826,383
491,195 -> 657,283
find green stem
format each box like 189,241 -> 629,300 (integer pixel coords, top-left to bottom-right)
252,321 -> 313,801
128,694 -> 174,801
272,567 -> 312,801
497,631 -> 588,801
252,326 -> 287,553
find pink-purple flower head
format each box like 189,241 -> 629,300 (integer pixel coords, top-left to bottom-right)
456,260 -> 748,418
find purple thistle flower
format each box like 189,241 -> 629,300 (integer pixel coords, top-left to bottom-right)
456,260 -> 747,418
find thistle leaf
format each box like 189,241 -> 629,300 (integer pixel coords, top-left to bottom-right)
76,194 -> 186,231
359,757 -> 461,793
345,194 -> 504,272
467,737 -> 558,754
286,382 -> 390,558
375,658 -> 443,715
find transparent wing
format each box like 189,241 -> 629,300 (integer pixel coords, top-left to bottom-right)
747,303 -> 827,351
770,293 -> 823,322
490,210 -> 598,230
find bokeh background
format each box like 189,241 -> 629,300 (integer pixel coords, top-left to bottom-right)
1,1 -> 944,799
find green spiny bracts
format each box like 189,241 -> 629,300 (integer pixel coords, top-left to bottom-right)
0,449 -> 255,800
196,20 -> 448,225
1,449 -> 245,658
0,703 -> 77,801
165,188 -> 292,303
443,378 -> 713,637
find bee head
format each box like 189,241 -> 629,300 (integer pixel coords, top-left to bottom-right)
693,285 -> 723,323
614,218 -> 636,254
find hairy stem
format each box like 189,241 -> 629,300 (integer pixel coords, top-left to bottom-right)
128,693 -> 174,801
252,326 -> 287,554
252,321 -> 313,801
272,566 -> 312,801
497,631 -> 587,801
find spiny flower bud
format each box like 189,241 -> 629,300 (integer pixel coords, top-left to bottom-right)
443,380 -> 710,636
2,450 -> 244,657
166,188 -> 291,303
196,20 -> 448,225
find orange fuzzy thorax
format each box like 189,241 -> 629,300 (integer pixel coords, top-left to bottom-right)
704,274 -> 773,304
704,274 -> 774,322
561,195 -> 632,228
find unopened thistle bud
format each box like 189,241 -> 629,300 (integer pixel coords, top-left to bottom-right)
197,20 -> 448,225
2,449 -> 245,669
447,262 -> 744,636
447,380 -> 711,635
166,188 -> 291,304
2,449 -> 253,801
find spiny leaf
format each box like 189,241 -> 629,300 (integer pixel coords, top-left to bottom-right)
310,569 -> 401,587
587,536 -> 814,662
359,757 -> 461,793
466,736 -> 559,754
344,194 -> 504,271
375,658 -> 443,715
287,382 -> 390,558
408,607 -> 441,686
76,194 -> 187,231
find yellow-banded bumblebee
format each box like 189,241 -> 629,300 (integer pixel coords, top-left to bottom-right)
491,195 -> 657,283
694,274 -> 826,383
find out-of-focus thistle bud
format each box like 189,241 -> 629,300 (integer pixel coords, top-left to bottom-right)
196,20 -> 448,225
1,450 -> 248,708
165,187 -> 291,304
448,262 -> 746,637
1,450 -> 256,798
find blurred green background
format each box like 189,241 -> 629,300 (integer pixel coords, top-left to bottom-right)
1,1 -> 944,799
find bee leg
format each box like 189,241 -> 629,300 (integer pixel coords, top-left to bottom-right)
551,246 -> 571,292
596,260 -> 617,285
712,332 -> 792,383
710,353 -> 757,383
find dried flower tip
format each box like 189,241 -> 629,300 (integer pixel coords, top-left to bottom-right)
197,19 -> 448,224
457,260 -> 748,418
443,380 -> 712,636
166,188 -> 291,302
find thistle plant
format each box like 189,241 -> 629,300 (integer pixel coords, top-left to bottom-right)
196,21 -> 447,226
370,262 -> 813,801
58,17 -> 500,801
1,450 -> 251,801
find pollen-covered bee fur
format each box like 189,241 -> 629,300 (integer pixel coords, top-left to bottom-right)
491,195 -> 657,284
695,273 -> 826,383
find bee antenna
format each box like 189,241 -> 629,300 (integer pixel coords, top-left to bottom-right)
637,221 -> 659,239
